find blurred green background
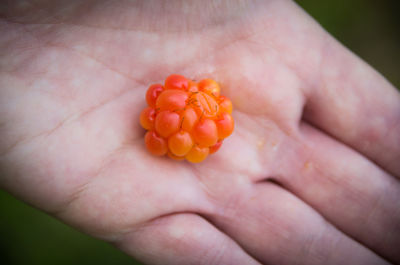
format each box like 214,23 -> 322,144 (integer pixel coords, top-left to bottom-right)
1,1 -> 399,265
297,0 -> 400,89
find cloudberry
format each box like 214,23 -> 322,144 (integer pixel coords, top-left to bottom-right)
156,89 -> 188,112
145,131 -> 168,156
181,107 -> 198,132
218,96 -> 233,114
139,107 -> 156,130
209,140 -> 223,154
198,78 -> 220,97
189,91 -> 219,119
192,118 -> 218,147
168,130 -> 194,156
215,112 -> 234,139
155,111 -> 180,138
185,145 -> 209,163
146,84 -> 164,107
165,74 -> 188,90
140,74 -> 234,162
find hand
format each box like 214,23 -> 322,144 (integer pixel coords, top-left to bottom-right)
1,1 -> 399,264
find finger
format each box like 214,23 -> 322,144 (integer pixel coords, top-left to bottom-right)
277,123 -> 400,263
115,213 -> 261,265
208,182 -> 388,265
265,1 -> 400,177
301,32 -> 400,177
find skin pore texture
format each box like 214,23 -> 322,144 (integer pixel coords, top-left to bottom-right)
0,0 -> 400,264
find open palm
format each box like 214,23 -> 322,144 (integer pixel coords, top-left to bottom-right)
1,1 -> 399,264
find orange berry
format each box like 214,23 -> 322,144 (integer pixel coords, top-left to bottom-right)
198,78 -> 221,97
215,113 -> 234,139
165,74 -> 189,90
192,118 -> 218,147
188,81 -> 199,93
168,151 -> 185,161
156,89 -> 189,112
209,140 -> 223,154
189,91 -> 219,119
181,107 -> 199,132
146,84 -> 164,108
219,96 -> 233,114
142,75 -> 234,162
139,107 -> 156,130
168,130 -> 194,156
185,145 -> 209,163
155,110 -> 180,138
145,131 -> 167,156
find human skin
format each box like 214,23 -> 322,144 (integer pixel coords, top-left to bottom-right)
0,0 -> 399,264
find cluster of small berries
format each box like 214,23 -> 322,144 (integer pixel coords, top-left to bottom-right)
140,74 -> 234,163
